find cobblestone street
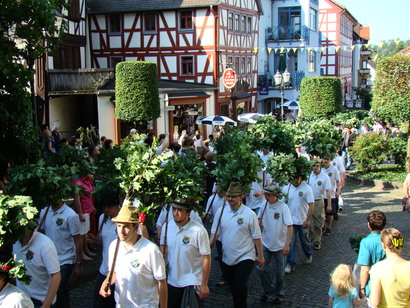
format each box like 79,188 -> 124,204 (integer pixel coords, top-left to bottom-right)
70,182 -> 409,307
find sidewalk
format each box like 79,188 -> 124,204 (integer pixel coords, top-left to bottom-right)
70,182 -> 409,307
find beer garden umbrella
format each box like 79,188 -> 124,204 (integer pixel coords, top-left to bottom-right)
196,115 -> 237,126
237,113 -> 263,124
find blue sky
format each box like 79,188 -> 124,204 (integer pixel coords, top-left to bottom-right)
334,0 -> 410,44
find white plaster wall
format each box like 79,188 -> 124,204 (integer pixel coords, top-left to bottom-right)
109,36 -> 122,49
49,96 -> 80,138
97,96 -> 116,140
91,33 -> 100,50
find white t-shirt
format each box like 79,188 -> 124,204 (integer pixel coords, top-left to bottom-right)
0,283 -> 34,308
282,182 -> 314,225
322,165 -> 341,198
40,204 -> 81,265
205,194 -> 225,219
13,231 -> 60,304
160,220 -> 210,287
307,171 -> 332,200
257,151 -> 273,166
211,204 -> 261,266
98,215 -> 117,276
258,200 -> 293,252
245,181 -> 265,210
332,156 -> 346,174
109,237 -> 166,307
156,206 -> 202,227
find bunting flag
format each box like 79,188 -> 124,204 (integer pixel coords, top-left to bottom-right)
253,47 -> 258,54
292,47 -> 298,53
286,48 -> 292,53
321,46 -> 326,53
307,47 -> 312,52
267,47 -> 272,54
350,45 -> 355,51
335,46 -> 340,53
395,40 -> 402,45
379,43 -> 385,48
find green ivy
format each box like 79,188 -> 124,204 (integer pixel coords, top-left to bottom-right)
299,77 -> 343,120
115,61 -> 160,122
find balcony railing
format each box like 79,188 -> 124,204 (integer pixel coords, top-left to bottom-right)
266,25 -> 310,44
360,50 -> 372,56
257,70 -> 305,90
359,68 -> 371,75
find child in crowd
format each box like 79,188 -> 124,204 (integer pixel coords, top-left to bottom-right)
328,264 -> 366,308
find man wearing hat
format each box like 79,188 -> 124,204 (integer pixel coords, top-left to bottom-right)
257,184 -> 293,305
210,182 -> 264,308
160,200 -> 211,308
283,171 -> 314,274
99,205 -> 167,307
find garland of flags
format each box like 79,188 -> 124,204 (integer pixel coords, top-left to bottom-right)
252,40 -> 410,54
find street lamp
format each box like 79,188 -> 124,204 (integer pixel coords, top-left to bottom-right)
274,68 -> 291,121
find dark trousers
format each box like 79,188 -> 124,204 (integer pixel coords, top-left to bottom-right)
222,259 -> 255,308
32,298 -> 56,308
93,272 -> 116,308
216,240 -> 227,281
55,263 -> 74,308
167,284 -> 200,308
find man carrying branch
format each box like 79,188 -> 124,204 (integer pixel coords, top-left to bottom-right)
99,205 -> 167,307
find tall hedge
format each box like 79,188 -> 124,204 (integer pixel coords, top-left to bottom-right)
115,61 -> 160,122
371,56 -> 410,124
299,77 -> 343,120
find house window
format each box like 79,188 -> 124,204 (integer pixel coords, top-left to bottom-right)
234,57 -> 240,74
68,0 -> 80,20
181,56 -> 194,75
309,50 -> 316,72
278,7 -> 301,39
109,14 -> 122,35
180,11 -> 193,30
247,57 -> 252,74
228,12 -> 234,30
247,16 -> 252,33
110,56 -> 123,68
241,57 -> 246,74
144,13 -> 156,32
234,14 -> 240,32
309,8 -> 317,31
241,15 -> 246,32
362,60 -> 368,69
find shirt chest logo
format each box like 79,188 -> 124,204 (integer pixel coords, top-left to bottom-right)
274,212 -> 280,219
327,171 -> 333,177
130,259 -> 140,268
237,217 -> 244,225
298,191 -> 304,197
56,218 -> 64,226
182,235 -> 191,245
317,181 -> 322,186
26,250 -> 34,261
332,162 -> 336,166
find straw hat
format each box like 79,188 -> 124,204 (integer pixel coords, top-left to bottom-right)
225,182 -> 244,197
111,205 -> 140,223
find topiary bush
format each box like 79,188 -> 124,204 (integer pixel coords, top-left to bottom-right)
299,77 -> 343,120
351,133 -> 388,172
115,61 -> 160,122
387,134 -> 407,167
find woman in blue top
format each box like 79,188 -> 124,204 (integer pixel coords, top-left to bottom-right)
328,264 -> 366,308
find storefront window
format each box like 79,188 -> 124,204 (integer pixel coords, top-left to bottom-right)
171,103 -> 203,142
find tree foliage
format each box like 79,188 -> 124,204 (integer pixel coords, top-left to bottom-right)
212,126 -> 261,193
299,77 -> 343,120
303,120 -> 341,158
371,40 -> 410,58
351,133 -> 388,172
0,0 -> 69,164
371,56 -> 410,124
115,61 -> 160,122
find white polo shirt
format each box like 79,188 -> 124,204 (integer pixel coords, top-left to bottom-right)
258,200 -> 293,252
109,237 -> 166,307
211,204 -> 261,266
98,215 -> 117,276
13,231 -> 60,304
205,194 -> 225,219
332,156 -> 346,174
156,206 -> 202,227
258,151 -> 273,166
40,204 -> 80,265
307,171 -> 332,200
0,283 -> 34,308
160,219 -> 210,287
246,181 -> 265,210
283,182 -> 314,225
322,165 -> 341,198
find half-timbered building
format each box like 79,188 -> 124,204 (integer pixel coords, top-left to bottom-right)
86,0 -> 262,140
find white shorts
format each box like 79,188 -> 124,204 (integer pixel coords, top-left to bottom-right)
80,213 -> 90,235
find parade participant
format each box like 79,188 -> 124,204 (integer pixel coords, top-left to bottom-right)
328,264 -> 365,308
283,171 -> 314,273
332,152 -> 346,212
93,190 -> 120,308
13,227 -> 61,308
307,158 -> 332,249
295,145 -> 310,160
210,182 -> 264,308
202,184 -> 225,224
257,184 -> 292,305
160,200 -> 211,308
357,210 -> 386,299
322,154 -> 341,235
99,205 -> 167,307
0,254 -> 34,308
257,149 -> 273,187
245,180 -> 265,214
39,200 -> 82,308
369,228 -> 410,308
